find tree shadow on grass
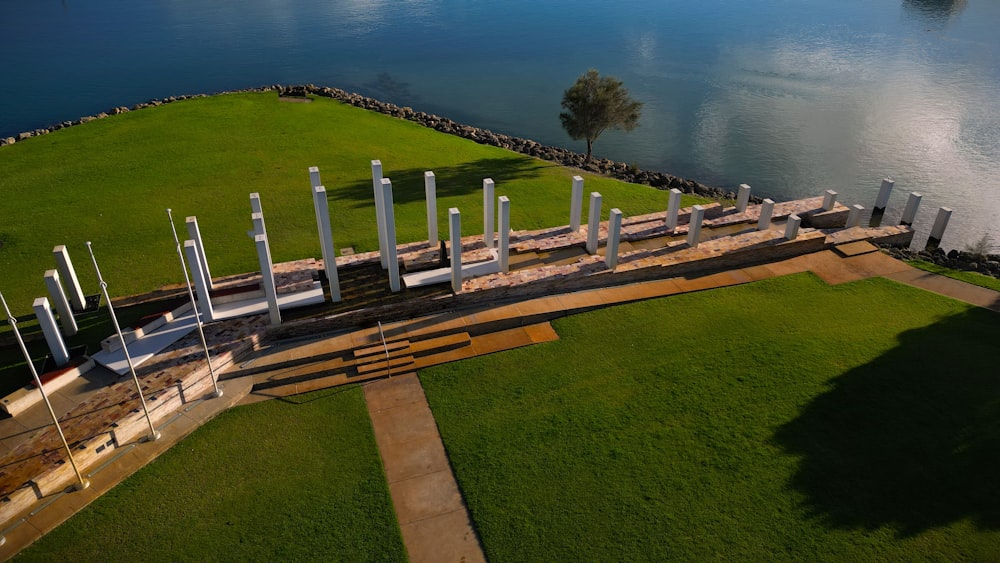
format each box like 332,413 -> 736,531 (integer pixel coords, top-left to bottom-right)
327,156 -> 556,209
775,303 -> 1000,536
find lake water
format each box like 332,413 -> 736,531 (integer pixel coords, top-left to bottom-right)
1,0 -> 997,250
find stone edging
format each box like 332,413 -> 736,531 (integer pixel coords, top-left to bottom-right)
881,245 -> 1000,280
1,84 -> 744,202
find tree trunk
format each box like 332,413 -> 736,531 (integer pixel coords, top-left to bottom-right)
586,138 -> 593,162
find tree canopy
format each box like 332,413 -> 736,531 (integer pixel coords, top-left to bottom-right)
559,69 -> 643,161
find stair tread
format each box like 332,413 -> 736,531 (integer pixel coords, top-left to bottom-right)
356,355 -> 415,375
353,339 -> 410,359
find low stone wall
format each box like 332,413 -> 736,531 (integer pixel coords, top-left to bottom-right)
882,246 -> 1000,280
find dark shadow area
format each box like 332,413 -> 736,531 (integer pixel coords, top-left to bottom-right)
327,157 -> 554,208
360,72 -> 420,108
775,305 -> 1000,536
903,0 -> 967,22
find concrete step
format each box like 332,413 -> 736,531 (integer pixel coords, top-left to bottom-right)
353,339 -> 411,360
356,355 -> 415,376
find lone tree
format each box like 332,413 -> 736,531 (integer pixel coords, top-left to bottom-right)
560,69 -> 643,161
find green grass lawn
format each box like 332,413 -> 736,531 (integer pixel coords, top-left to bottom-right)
16,386 -> 406,562
420,274 -> 1000,560
908,259 -> 1000,292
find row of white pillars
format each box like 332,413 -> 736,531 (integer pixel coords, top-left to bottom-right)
44,269 -> 77,336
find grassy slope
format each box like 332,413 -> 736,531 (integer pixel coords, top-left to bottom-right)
16,386 -> 406,562
420,274 -> 1000,561
908,259 -> 1000,292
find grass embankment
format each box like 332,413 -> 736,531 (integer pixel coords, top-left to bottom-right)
16,387 -> 406,562
421,274 -> 1000,560
908,259 -> 1000,292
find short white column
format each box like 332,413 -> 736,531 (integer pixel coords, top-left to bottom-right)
900,192 -> 922,226
308,166 -> 321,188
449,208 -> 462,294
33,297 -> 69,367
665,188 -> 682,231
254,234 -> 281,325
483,178 -> 495,248
52,245 -> 86,311
252,212 -> 266,238
570,176 -> 584,232
498,196 -> 511,273
381,179 -> 400,292
758,199 -> 775,231
822,190 -> 838,211
736,184 -> 752,213
875,177 -> 894,211
785,214 -> 801,240
846,204 -> 864,228
425,171 -> 438,243
687,205 -> 705,247
372,160 -> 388,269
44,270 -> 77,336
184,240 -> 215,323
927,207 -> 953,247
314,185 -> 341,302
606,209 -> 623,270
185,216 -> 214,290
586,192 -> 603,254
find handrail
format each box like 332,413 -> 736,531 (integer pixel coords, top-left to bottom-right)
377,321 -> 392,378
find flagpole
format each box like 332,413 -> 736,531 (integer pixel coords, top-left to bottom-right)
84,242 -> 160,442
167,209 -> 222,398
1,291 -> 90,493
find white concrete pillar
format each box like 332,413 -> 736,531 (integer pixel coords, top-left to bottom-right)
449,208 -> 462,294
927,207 -> 953,247
875,177 -> 894,211
586,192 -> 603,254
785,214 -> 802,240
252,212 -> 266,238
822,190 -> 838,211
254,234 -> 281,325
498,196 -> 511,273
313,185 -> 341,302
425,171 -> 438,243
483,178 -> 495,249
687,205 -> 705,247
250,192 -> 263,215
44,270 -> 77,336
52,245 -> 86,311
308,166 -> 321,188
372,160 -> 388,269
33,297 -> 69,367
847,204 -> 864,228
758,199 -> 775,231
381,179 -> 400,292
900,192 -> 922,226
184,240 -> 215,323
665,188 -> 682,231
185,216 -> 213,290
570,176 -> 584,232
606,209 -> 623,270
736,184 -> 752,213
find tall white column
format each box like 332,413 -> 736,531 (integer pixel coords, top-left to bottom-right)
570,175 -> 584,232
665,188 -> 682,231
425,171 -> 438,243
185,216 -> 214,290
372,160 -> 388,269
314,185 -> 341,302
875,177 -> 894,211
900,192 -> 922,226
606,209 -> 623,270
44,269 -> 77,336
687,205 -> 705,247
34,297 -> 70,367
927,207 -> 953,248
308,166 -> 321,188
758,199 -> 775,231
449,208 -> 462,294
736,184 -> 752,213
184,240 -> 215,323
822,190 -> 838,211
785,214 -> 802,240
483,178 -> 495,248
254,234 -> 281,325
252,212 -> 266,238
847,204 -> 864,228
381,179 -> 400,292
52,245 -> 86,311
586,192 -> 603,254
250,192 -> 263,215
498,196 -> 511,273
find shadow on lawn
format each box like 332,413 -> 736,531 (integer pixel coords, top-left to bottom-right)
775,304 -> 1000,536
328,156 -> 555,208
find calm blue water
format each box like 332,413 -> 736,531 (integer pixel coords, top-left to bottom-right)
1,0 -> 998,250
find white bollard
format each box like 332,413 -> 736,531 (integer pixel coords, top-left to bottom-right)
184,240 -> 215,323
570,176 -> 584,232
425,171 -> 438,243
665,188 -> 682,231
586,192 -> 603,254
44,269 -> 77,336
483,178 -> 495,249
822,190 -> 838,211
313,186 -> 341,302
900,192 -> 922,226
927,207 -> 953,247
498,196 -> 511,273
847,204 -> 864,228
254,234 -> 281,325
380,179 -> 400,292
52,245 -> 86,311
449,208 -> 462,294
308,166 -> 321,188
687,205 -> 705,247
736,184 -> 752,213
185,216 -> 214,290
785,214 -> 801,240
606,209 -> 623,270
372,160 -> 388,269
758,199 -> 775,231
875,177 -> 894,211
33,297 -> 69,367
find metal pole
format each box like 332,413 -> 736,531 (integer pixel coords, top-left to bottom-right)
167,209 -> 222,398
377,321 -> 392,378
84,242 -> 161,442
1,291 -> 90,492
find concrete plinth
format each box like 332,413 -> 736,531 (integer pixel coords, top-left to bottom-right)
758,199 -> 775,231
254,234 -> 281,325
875,177 -> 894,211
184,240 -> 215,323
498,196 -> 511,273
606,209 -> 623,270
570,176 -> 584,232
372,160 -> 388,269
382,179 -> 400,292
687,205 -> 705,247
736,184 -> 752,213
822,190 -> 838,211
313,185 -> 341,302
33,297 -> 69,367
43,270 -> 77,336
666,188 -> 682,231
52,245 -> 86,312
900,192 -> 922,226
785,214 -> 801,240
185,217 -> 213,290
425,172 -> 438,243
483,178 -> 495,249
449,208 -> 462,293
586,192 -> 602,254
847,204 -> 864,228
